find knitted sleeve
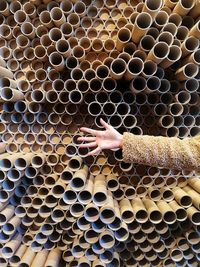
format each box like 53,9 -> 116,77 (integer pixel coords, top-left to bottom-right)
122,132 -> 200,171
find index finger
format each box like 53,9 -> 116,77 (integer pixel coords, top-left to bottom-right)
80,127 -> 100,136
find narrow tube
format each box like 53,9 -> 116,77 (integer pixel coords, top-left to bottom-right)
132,12 -> 152,43
160,45 -> 182,68
44,248 -> 62,267
110,58 -> 126,80
124,57 -> 144,81
49,52 -> 65,71
139,35 -> 155,53
116,28 -> 131,51
50,7 -> 66,27
142,0 -> 163,19
172,187 -> 192,208
0,67 -> 14,79
131,197 -> 148,223
93,174 -> 107,207
147,41 -> 169,64
173,0 -> 195,16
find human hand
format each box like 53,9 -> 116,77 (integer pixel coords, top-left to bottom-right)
78,118 -> 123,156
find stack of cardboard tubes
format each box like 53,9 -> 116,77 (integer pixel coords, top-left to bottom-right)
0,0 -> 199,266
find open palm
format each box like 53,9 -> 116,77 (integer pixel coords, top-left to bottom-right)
78,118 -> 123,155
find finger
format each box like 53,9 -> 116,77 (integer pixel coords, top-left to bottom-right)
79,142 -> 97,148
80,127 -> 100,136
87,147 -> 101,156
100,118 -> 111,130
78,136 -> 96,142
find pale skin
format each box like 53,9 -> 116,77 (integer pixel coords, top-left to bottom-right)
78,118 -> 123,156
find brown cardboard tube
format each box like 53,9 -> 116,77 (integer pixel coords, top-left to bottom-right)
119,198 -> 134,223
50,7 -> 66,27
9,244 -> 27,266
97,191 -> 115,224
99,229 -> 115,250
44,248 -> 62,267
172,187 -> 192,208
18,247 -> 36,267
188,177 -> 200,193
93,174 -> 107,207
132,12 -> 152,43
116,28 -> 131,51
49,52 -> 65,71
114,221 -> 129,242
131,197 -> 148,223
143,197 -> 162,223
2,233 -> 22,258
183,185 -> 200,210
78,174 -> 93,205
147,41 -> 169,64
160,45 -> 182,68
110,58 -> 126,80
68,156 -> 82,171
0,67 -> 14,79
173,0 -> 195,16
142,0 -> 163,19
161,187 -> 174,202
186,206 -> 200,226
157,200 -> 177,224
175,63 -> 199,81
84,203 -> 99,223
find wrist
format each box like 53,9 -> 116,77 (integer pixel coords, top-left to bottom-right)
118,134 -> 123,149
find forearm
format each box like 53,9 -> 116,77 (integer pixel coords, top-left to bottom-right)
122,132 -> 200,171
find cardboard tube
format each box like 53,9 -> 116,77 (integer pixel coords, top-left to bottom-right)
131,197 -> 148,223
160,45 -> 182,69
116,28 -> 131,51
142,0 -> 163,19
110,58 -> 126,80
183,185 -> 200,210
98,229 -> 115,250
186,206 -> 200,226
157,200 -> 177,224
44,248 -> 61,267
139,35 -> 155,54
132,12 -> 152,43
0,67 -> 13,79
78,174 -> 93,205
119,198 -> 134,223
172,187 -> 192,208
188,177 -> 200,193
173,0 -> 195,16
50,7 -> 66,27
154,10 -> 169,29
70,165 -> 88,192
49,52 -> 65,71
84,203 -> 99,223
176,63 -> 199,81
147,41 -> 169,64
143,197 -> 162,223
185,229 -> 200,245
106,174 -> 119,192
9,244 -> 27,266
124,57 -> 144,81
114,221 -> 129,242
18,246 -> 36,267
0,77 -> 17,90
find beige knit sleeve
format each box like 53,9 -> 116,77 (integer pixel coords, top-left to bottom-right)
122,132 -> 200,171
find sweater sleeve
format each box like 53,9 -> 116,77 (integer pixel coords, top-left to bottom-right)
122,132 -> 200,171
